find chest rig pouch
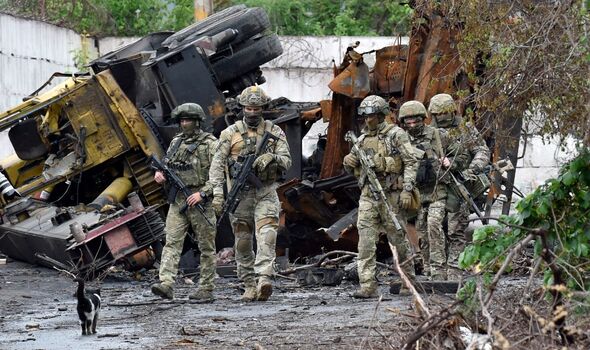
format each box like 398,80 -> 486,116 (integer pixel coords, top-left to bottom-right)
166,133 -> 211,188
229,121 -> 279,183
358,125 -> 402,189
415,132 -> 438,187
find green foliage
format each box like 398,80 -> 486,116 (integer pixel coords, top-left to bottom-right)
457,274 -> 493,311
459,149 -> 590,291
449,0 -> 590,144
227,0 -> 412,36
2,0 -> 413,37
2,0 -> 183,36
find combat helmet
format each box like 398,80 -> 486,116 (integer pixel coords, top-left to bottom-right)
358,95 -> 390,116
237,86 -> 270,107
398,100 -> 427,120
398,100 -> 427,137
428,93 -> 456,114
171,103 -> 206,121
428,94 -> 456,128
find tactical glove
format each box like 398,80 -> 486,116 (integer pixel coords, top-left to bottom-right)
212,195 -> 224,217
253,153 -> 275,172
399,190 -> 413,210
343,153 -> 359,169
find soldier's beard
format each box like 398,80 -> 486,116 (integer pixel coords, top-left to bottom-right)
244,112 -> 262,128
181,121 -> 199,135
364,116 -> 382,131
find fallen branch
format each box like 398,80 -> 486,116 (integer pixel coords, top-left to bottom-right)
279,250 -> 378,275
389,243 -> 430,318
484,233 -> 536,307
400,301 -> 462,350
359,295 -> 383,349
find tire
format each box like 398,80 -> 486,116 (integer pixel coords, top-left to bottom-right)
211,34 -> 283,84
163,6 -> 271,50
161,5 -> 246,47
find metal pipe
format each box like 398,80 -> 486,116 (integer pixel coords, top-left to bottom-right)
88,177 -> 133,211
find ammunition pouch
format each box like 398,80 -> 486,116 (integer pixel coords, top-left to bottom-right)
256,160 -> 279,182
416,158 -> 437,186
384,155 -> 402,174
228,158 -> 242,179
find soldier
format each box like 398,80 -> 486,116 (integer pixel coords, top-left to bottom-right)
428,93 -> 490,278
151,103 -> 218,302
398,100 -> 468,280
209,86 -> 292,302
343,95 -> 418,299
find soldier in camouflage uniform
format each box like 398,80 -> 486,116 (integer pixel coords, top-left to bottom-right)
151,103 -> 218,302
343,95 -> 418,298
209,86 -> 292,302
428,94 -> 490,279
398,100 -> 468,280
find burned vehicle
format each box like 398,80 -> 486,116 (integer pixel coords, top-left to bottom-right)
0,5 -> 289,278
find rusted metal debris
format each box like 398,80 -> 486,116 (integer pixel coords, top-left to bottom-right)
276,4 -> 518,261
0,4 -> 521,274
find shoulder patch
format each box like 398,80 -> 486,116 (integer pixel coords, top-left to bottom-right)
272,124 -> 286,138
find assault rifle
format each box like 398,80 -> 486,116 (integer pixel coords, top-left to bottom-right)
217,131 -> 279,226
344,131 -> 402,231
449,171 -> 484,220
149,156 -> 213,226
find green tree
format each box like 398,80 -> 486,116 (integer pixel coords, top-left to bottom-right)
0,0 -> 413,36
1,0 -> 176,36
226,0 -> 412,36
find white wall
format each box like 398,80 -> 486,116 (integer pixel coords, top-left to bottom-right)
0,13 -> 89,111
0,14 -> 575,199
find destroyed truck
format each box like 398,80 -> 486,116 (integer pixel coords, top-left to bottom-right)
0,5 -> 296,278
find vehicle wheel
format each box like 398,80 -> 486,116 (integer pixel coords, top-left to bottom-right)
211,34 -> 283,84
163,6 -> 271,50
161,5 -> 246,48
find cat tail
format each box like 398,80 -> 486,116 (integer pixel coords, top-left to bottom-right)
75,278 -> 85,301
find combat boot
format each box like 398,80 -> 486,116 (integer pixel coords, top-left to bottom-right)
352,284 -> 379,299
241,287 -> 258,302
151,283 -> 173,300
256,277 -> 273,301
188,289 -> 214,303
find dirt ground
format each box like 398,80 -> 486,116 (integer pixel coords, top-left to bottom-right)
0,259 -> 426,350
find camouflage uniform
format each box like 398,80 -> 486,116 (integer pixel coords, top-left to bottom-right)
429,94 -> 490,278
153,103 -> 218,300
399,101 -> 468,280
343,96 -> 418,297
209,86 -> 292,301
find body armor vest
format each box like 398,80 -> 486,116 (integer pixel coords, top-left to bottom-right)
165,132 -> 213,188
413,126 -> 447,195
357,124 -> 403,189
228,120 -> 280,182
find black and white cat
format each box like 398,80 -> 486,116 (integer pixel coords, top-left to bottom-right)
75,278 -> 101,336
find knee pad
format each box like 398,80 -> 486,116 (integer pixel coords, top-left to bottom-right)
256,217 -> 278,232
232,220 -> 252,239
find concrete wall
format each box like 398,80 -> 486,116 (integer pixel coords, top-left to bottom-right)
0,13 -> 91,111
0,14 -> 574,199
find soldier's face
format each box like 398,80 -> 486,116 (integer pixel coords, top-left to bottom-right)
244,106 -> 263,127
363,113 -> 381,130
402,116 -> 424,136
432,112 -> 454,128
180,119 -> 198,134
